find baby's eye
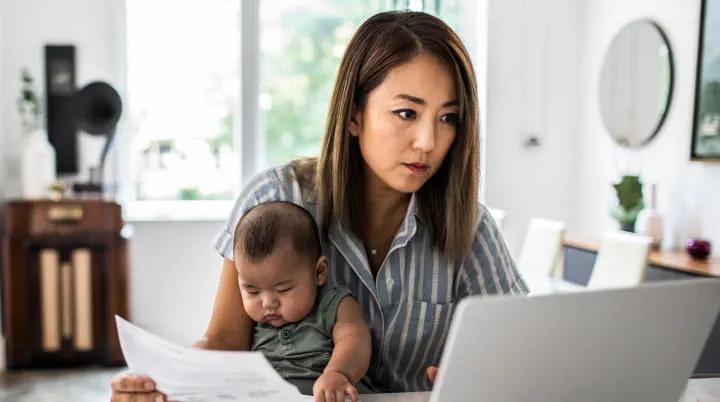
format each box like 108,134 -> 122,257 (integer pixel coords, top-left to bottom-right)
277,287 -> 294,294
394,109 -> 417,120
247,290 -> 260,296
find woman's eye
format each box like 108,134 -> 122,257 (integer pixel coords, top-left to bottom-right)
394,109 -> 417,120
441,113 -> 458,124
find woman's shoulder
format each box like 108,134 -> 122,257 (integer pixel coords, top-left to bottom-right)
474,202 -> 504,240
245,162 -> 294,193
241,158 -> 317,205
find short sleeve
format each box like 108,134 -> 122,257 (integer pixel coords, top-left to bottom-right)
318,286 -> 353,335
455,203 -> 529,298
210,164 -> 303,260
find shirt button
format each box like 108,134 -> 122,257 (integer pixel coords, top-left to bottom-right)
386,278 -> 394,286
280,329 -> 291,340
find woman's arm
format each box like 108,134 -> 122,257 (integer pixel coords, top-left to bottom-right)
193,257 -> 254,351
325,297 -> 372,384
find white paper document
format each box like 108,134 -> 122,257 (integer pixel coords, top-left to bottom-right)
115,316 -> 312,402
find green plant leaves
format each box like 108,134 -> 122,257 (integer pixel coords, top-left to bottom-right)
613,175 -> 643,210
610,175 -> 645,224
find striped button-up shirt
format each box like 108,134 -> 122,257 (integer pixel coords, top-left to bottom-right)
212,163 -> 528,392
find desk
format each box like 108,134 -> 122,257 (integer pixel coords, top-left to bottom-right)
359,377 -> 720,401
564,238 -> 720,278
562,239 -> 720,375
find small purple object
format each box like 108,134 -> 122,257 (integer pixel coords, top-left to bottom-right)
686,238 -> 712,260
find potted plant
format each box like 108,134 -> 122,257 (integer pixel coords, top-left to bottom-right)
17,68 -> 42,133
610,175 -> 644,232
16,67 -> 56,199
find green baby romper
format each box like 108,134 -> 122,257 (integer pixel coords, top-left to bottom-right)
252,285 -> 375,395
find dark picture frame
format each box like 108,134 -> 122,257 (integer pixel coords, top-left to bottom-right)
691,0 -> 720,161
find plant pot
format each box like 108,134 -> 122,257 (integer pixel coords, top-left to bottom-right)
620,221 -> 635,233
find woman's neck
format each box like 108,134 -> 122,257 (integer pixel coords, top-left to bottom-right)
364,171 -> 410,229
362,171 -> 410,274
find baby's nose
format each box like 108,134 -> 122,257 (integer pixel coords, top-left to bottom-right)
262,294 -> 279,308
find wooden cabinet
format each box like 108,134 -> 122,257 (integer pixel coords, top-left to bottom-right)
563,241 -> 720,376
1,199 -> 129,369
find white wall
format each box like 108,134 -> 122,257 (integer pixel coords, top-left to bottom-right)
0,0 -> 5,369
0,2 -> 5,200
577,0 -> 720,253
128,221 -> 224,346
483,0 -> 582,254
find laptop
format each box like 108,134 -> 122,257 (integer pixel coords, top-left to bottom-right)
427,278 -> 720,402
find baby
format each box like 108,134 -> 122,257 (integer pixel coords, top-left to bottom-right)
232,201 -> 373,401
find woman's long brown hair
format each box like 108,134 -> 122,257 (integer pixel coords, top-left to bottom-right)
293,10 -> 480,265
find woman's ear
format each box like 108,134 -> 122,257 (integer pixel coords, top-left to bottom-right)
348,106 -> 362,137
315,256 -> 329,285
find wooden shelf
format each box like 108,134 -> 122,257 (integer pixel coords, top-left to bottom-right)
564,238 -> 720,278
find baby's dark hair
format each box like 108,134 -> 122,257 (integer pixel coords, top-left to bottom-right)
233,201 -> 321,264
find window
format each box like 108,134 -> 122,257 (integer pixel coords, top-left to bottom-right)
123,0 -> 470,220
259,0 -> 385,168
125,0 -> 240,203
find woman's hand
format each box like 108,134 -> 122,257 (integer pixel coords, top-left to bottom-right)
110,372 -> 167,401
313,369 -> 359,402
426,366 -> 439,383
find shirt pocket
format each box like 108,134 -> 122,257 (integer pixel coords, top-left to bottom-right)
391,300 -> 456,372
406,299 -> 456,325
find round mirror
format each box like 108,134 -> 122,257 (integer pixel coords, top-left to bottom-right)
599,20 -> 673,148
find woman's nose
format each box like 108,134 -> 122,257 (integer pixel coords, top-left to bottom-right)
413,121 -> 437,152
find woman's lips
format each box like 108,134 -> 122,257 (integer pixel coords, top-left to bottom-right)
403,162 -> 429,174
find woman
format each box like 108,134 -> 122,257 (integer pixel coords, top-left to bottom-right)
110,10 -> 527,401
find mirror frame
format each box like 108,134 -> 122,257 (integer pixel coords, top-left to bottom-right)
599,19 -> 675,149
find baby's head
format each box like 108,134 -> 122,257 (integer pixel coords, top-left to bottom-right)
233,201 -> 328,327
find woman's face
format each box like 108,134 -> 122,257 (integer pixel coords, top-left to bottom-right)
351,53 -> 459,195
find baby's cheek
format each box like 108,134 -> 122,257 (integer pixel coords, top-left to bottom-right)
244,298 -> 262,320
284,296 -> 312,321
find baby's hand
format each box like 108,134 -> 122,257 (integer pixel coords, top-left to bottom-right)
312,369 -> 358,402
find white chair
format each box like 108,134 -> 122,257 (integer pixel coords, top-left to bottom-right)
487,207 -> 506,231
586,231 -> 652,290
517,218 -> 567,278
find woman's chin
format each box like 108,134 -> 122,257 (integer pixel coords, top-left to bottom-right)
388,181 -> 425,194
389,174 -> 430,193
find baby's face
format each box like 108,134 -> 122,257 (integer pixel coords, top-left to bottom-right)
235,243 -> 326,327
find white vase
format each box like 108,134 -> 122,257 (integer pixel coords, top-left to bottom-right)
636,183 -> 663,249
21,128 -> 57,199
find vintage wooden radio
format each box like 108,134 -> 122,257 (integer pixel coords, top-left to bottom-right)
0,199 -> 129,369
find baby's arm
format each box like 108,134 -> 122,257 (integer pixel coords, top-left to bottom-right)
325,296 -> 371,384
